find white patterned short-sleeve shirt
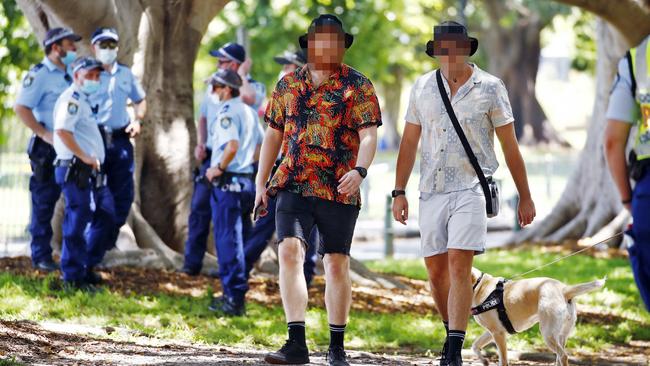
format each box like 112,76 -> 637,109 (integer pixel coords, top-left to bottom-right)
405,64 -> 514,193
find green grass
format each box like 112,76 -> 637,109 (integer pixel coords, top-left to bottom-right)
365,248 -> 650,351
0,248 -> 646,355
0,272 -> 449,354
0,358 -> 26,366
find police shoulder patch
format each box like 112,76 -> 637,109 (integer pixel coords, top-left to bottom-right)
67,102 -> 79,115
23,75 -> 34,88
220,116 -> 232,129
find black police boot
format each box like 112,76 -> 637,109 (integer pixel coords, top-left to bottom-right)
264,339 -> 310,365
448,353 -> 463,366
34,259 -> 58,272
219,297 -> 245,317
326,345 -> 349,366
85,268 -> 103,285
208,295 -> 226,312
439,338 -> 450,366
178,266 -> 200,276
62,279 -> 97,293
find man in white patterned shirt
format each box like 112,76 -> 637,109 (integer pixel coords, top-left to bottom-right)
392,21 -> 536,366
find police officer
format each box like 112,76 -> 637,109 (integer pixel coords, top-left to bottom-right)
605,32 -> 650,311
85,27 -> 147,272
203,69 -> 263,316
210,42 -> 266,112
243,48 -> 319,286
14,27 -> 81,272
180,42 -> 265,276
53,57 -> 115,290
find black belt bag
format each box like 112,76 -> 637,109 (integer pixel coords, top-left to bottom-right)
629,150 -> 650,181
436,70 -> 500,218
59,157 -> 94,189
27,133 -> 56,182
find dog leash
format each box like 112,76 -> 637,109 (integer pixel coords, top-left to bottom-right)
506,230 -> 626,281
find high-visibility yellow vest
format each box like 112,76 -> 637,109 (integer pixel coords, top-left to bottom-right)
629,35 -> 650,160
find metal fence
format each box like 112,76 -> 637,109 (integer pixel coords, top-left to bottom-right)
0,152 -> 31,249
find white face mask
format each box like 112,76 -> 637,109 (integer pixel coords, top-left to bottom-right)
96,48 -> 118,65
210,92 -> 220,105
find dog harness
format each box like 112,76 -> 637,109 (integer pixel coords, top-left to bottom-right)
471,274 -> 518,334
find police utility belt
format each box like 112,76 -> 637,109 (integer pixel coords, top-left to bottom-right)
55,157 -> 107,189
194,171 -> 253,192
99,124 -> 130,148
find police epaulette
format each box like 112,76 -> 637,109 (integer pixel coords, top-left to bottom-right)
30,63 -> 44,73
71,91 -> 80,100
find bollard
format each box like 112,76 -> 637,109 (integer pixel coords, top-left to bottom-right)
384,195 -> 394,258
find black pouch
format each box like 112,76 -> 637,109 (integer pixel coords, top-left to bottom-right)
629,150 -> 650,181
27,135 -> 55,182
65,157 -> 93,189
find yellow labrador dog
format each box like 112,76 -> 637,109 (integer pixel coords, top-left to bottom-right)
469,268 -> 605,366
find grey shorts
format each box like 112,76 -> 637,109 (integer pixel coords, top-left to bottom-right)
418,184 -> 487,257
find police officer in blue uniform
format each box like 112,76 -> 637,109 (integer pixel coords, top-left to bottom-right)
243,49 -> 319,286
14,27 -> 81,272
605,33 -> 650,311
53,57 -> 115,290
181,42 -> 266,276
203,69 -> 263,316
86,27 -> 147,271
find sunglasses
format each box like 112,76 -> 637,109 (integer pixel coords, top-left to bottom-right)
98,41 -> 118,49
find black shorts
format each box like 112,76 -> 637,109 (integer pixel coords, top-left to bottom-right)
275,190 -> 360,256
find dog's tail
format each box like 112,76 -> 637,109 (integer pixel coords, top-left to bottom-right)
563,277 -> 606,301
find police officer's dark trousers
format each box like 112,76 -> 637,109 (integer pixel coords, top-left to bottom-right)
183,151 -> 213,272
28,141 -> 61,265
629,170 -> 650,311
211,175 -> 254,304
244,195 -> 318,284
55,165 -> 115,281
86,133 -> 131,267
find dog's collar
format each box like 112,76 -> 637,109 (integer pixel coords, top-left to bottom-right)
472,272 -> 484,291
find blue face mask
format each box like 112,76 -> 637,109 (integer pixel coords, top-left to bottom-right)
80,79 -> 101,95
61,50 -> 77,66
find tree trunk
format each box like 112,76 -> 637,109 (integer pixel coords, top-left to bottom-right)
483,1 -> 568,146
378,65 -> 404,150
507,0 -> 650,244
511,19 -> 630,245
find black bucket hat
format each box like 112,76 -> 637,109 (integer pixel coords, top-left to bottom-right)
298,14 -> 353,50
425,21 -> 478,58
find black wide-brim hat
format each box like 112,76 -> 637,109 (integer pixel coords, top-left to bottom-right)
298,14 -> 354,50
425,21 -> 478,58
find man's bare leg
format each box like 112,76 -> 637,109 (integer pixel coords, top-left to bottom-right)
425,253 -> 451,364
323,253 -> 351,352
279,237 -> 308,322
447,248 -> 475,364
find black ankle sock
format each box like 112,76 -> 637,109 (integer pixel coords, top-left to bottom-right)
329,323 -> 346,348
288,321 -> 306,345
448,329 -> 466,357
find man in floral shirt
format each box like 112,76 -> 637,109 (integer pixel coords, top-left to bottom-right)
255,14 -> 381,366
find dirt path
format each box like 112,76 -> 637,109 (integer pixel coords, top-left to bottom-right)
1,320 -> 648,365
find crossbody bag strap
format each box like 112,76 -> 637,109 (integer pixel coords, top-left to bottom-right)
435,69 -> 493,215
